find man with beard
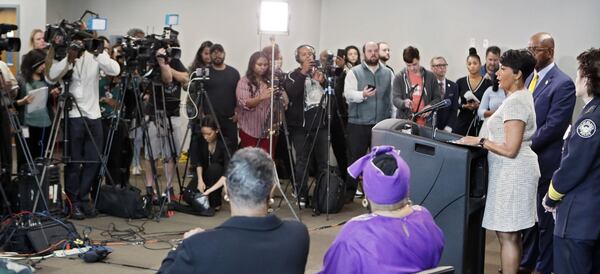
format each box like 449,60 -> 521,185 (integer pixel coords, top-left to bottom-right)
378,42 -> 393,73
343,41 -> 394,201
392,46 -> 441,126
201,44 -> 240,154
480,46 -> 501,80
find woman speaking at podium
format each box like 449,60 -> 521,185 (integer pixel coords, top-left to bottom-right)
459,49 -> 539,274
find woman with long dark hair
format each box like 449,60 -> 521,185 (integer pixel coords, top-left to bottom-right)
236,51 -> 288,154
189,40 -> 213,72
15,49 -> 59,167
189,115 -> 228,211
452,48 -> 492,136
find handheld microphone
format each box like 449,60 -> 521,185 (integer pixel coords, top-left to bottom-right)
412,98 -> 451,120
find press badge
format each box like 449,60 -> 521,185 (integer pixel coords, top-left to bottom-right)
23,126 -> 30,138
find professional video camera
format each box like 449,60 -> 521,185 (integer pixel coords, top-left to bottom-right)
44,10 -> 105,60
314,51 -> 336,77
0,24 -> 20,53
117,27 -> 181,73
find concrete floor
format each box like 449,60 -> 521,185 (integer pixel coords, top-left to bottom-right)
25,182 -> 503,274
4,163 -> 503,273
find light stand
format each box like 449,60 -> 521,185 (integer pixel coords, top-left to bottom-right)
259,0 -> 299,221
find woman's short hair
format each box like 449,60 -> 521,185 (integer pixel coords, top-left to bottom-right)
577,48 -> 600,97
499,49 -> 536,83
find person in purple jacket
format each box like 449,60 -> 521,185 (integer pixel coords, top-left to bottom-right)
319,145 -> 444,274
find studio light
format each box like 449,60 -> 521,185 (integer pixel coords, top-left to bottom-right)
259,1 -> 289,35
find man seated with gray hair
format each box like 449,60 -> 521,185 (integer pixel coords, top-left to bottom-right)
158,148 -> 310,274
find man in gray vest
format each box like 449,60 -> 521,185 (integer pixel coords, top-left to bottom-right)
343,41 -> 394,201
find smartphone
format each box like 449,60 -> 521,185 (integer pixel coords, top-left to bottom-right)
337,48 -> 346,58
367,84 -> 376,90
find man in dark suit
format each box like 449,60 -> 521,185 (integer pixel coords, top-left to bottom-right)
158,148 -> 310,274
430,56 -> 459,131
520,32 -> 576,274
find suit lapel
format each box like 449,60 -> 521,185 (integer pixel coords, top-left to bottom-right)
533,66 -> 556,100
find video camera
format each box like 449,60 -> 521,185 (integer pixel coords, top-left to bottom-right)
44,11 -> 106,60
0,24 -> 21,53
314,50 -> 336,77
117,27 -> 181,72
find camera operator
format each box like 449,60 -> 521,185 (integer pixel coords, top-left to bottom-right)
97,36 -> 133,186
124,28 -> 146,175
284,44 -> 328,207
142,43 -> 189,201
0,59 -> 17,192
47,34 -> 120,220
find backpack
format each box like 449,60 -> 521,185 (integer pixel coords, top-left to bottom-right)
312,167 -> 345,215
96,184 -> 150,219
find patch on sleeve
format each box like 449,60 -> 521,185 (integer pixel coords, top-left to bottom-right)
577,119 -> 596,138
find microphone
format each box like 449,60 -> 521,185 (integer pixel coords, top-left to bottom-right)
412,98 -> 451,120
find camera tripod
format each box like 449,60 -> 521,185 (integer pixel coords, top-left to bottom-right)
252,75 -> 300,217
40,70 -> 117,215
0,70 -> 51,215
296,69 -> 346,220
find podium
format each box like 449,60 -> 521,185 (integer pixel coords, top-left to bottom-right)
372,119 -> 487,274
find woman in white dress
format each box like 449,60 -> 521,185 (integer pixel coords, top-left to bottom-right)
459,49 -> 540,274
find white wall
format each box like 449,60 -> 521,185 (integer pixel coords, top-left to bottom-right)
320,0 -> 600,81
47,0 -> 322,72
0,0 -> 46,51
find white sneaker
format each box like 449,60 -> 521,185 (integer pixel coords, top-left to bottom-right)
355,189 -> 364,197
132,166 -> 141,175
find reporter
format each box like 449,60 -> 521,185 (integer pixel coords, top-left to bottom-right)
15,49 -> 58,167
453,48 -> 492,136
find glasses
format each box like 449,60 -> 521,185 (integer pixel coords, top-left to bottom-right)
527,46 -> 549,53
432,64 -> 448,68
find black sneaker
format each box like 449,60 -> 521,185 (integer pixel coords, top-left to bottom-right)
81,205 -> 98,218
71,207 -> 85,220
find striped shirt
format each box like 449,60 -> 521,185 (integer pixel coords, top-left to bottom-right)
236,76 -> 288,138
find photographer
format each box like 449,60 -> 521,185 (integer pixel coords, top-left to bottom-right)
284,44 -> 328,207
47,35 -> 120,220
142,43 -> 189,201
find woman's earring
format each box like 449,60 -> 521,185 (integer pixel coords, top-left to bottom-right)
362,198 -> 369,208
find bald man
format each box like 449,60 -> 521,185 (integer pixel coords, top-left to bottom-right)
520,32 -> 576,274
343,41 -> 394,201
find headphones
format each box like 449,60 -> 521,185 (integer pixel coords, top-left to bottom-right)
294,44 -> 315,63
